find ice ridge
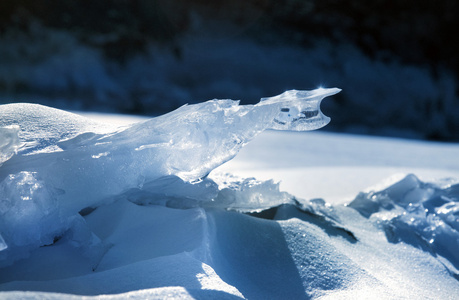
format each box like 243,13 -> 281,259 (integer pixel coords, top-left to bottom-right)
0,88 -> 339,266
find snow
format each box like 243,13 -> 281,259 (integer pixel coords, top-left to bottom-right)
216,130 -> 459,204
1,89 -> 459,299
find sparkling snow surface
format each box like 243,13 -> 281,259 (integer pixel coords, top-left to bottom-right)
1,89 -> 459,299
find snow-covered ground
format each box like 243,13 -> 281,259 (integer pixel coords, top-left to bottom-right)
217,130 -> 459,204
1,92 -> 459,299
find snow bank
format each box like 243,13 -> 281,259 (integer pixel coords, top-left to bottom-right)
1,176 -> 458,299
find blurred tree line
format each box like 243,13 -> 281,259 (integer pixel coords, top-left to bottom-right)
1,0 -> 458,141
1,0 -> 457,73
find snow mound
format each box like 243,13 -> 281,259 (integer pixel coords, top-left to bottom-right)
0,88 -> 338,267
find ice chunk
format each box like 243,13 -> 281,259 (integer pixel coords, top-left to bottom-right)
0,171 -> 60,265
208,174 -> 292,212
0,125 -> 20,166
348,174 -> 459,271
0,88 -> 340,266
0,235 -> 7,252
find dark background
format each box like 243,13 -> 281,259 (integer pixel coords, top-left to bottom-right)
1,0 -> 458,141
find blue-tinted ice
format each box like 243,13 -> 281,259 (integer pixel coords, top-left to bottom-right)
349,174 -> 459,273
0,88 -> 339,266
